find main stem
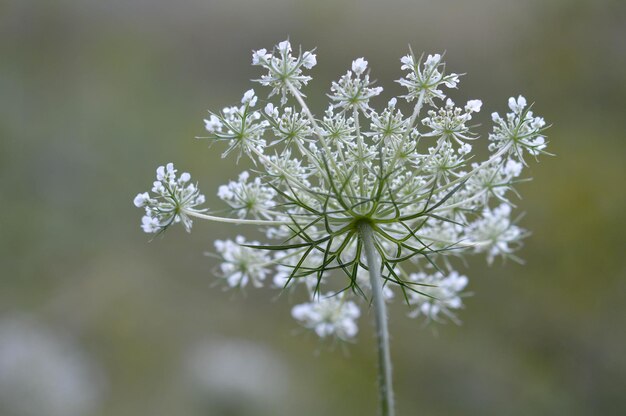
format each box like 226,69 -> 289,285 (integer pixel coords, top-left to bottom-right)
359,222 -> 395,416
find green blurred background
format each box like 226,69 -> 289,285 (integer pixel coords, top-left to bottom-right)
1,0 -> 625,415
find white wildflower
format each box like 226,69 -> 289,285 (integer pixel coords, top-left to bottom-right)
422,98 -> 477,145
203,114 -> 223,133
465,158 -> 525,206
133,192 -> 150,208
369,102 -> 408,143
467,204 -> 525,264
508,95 -> 527,113
465,99 -> 482,113
215,236 -> 271,288
328,64 -> 383,113
503,159 -> 523,177
241,89 -> 258,106
397,52 -> 460,104
134,42 -> 551,415
200,92 -> 268,159
302,51 -> 317,69
291,294 -> 361,341
408,271 -> 468,323
489,95 -> 549,161
459,143 -> 472,155
134,163 -> 205,233
320,105 -> 355,145
351,57 -> 368,75
264,102 -> 277,117
262,150 -> 310,186
217,171 -> 276,219
252,39 -> 316,105
264,106 -> 313,146
135,40 -> 550,340
140,215 -> 161,233
251,48 -> 271,65
277,40 -> 291,53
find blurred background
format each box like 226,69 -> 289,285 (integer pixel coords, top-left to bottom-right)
1,0 -> 625,415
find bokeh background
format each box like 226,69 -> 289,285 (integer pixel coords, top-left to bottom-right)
1,0 -> 625,415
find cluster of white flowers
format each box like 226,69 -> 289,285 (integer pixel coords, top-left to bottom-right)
467,204 -> 526,264
134,40 -> 549,342
329,57 -> 383,113
397,53 -> 460,104
407,271 -> 468,323
133,163 -> 206,233
292,294 -> 361,341
489,95 -> 547,161
252,40 -> 316,105
422,98 -> 481,146
202,90 -> 268,160
214,236 -> 271,288
217,171 -> 276,219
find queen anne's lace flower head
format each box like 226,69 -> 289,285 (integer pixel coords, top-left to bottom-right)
202,90 -> 268,160
408,271 -> 468,323
422,98 -> 481,144
292,294 -> 361,341
397,52 -> 460,105
489,95 -> 549,162
328,58 -> 383,113
134,163 -> 206,233
217,171 -> 276,219
134,40 -> 549,341
214,236 -> 271,288
466,204 -> 526,264
252,40 -> 316,105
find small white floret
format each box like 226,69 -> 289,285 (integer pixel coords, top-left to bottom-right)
508,95 -> 527,113
465,99 -> 482,113
133,192 -> 150,208
351,58 -> 368,75
302,51 -> 317,69
242,89 -> 257,107
252,48 -> 270,65
204,115 -> 223,133
503,159 -> 523,177
277,40 -> 291,53
425,53 -> 441,67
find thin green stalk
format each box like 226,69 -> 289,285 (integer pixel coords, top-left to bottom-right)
354,107 -> 365,194
286,81 -> 359,200
184,209 -> 288,226
359,222 -> 395,416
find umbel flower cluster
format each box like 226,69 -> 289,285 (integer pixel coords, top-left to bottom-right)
134,40 -> 548,342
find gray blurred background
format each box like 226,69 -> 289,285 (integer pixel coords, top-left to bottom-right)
1,0 -> 625,415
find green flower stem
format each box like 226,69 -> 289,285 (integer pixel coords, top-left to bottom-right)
354,107 -> 365,194
359,222 -> 395,416
286,81 -> 331,151
184,210 -> 288,226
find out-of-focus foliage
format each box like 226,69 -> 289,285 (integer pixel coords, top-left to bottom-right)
1,0 -> 624,415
